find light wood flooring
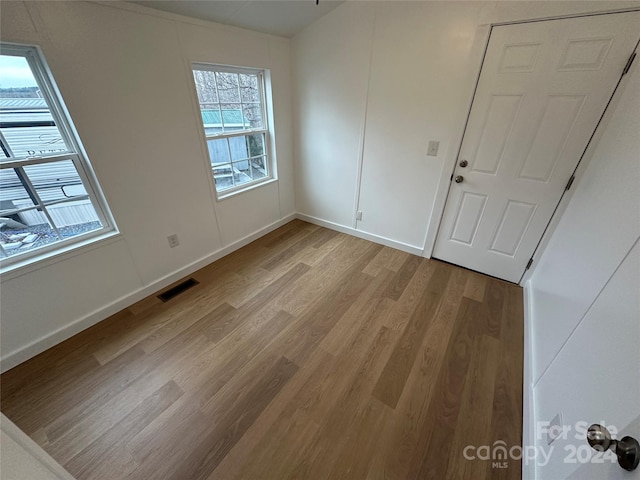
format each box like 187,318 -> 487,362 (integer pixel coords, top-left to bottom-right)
1,220 -> 523,479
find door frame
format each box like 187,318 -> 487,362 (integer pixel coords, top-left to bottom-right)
422,7 -> 640,286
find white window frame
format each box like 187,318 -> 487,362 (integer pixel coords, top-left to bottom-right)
191,63 -> 274,199
0,43 -> 116,271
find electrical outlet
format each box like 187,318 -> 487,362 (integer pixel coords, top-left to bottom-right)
547,412 -> 564,445
356,211 -> 363,221
167,234 -> 179,248
427,140 -> 440,156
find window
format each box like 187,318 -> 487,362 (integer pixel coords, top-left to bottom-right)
191,65 -> 272,197
0,44 -> 114,268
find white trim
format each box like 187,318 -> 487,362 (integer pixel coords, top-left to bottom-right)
0,213 -> 295,373
351,5 -> 377,230
1,231 -> 122,280
522,281 -> 537,480
1,414 -> 76,480
216,177 -> 278,201
296,212 -> 423,256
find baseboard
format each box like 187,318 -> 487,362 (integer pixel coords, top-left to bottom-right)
0,213 -> 296,373
295,213 -> 424,256
522,281 -> 537,480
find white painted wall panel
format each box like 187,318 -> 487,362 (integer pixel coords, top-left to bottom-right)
356,2 -> 485,248
534,241 -> 640,479
0,1 -> 294,369
292,2 -> 375,227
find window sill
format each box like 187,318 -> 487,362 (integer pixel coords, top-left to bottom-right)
0,230 -> 123,281
215,177 -> 278,202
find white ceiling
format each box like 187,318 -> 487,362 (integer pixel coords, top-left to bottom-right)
130,0 -> 344,37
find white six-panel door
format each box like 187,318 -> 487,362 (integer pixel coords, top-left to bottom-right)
433,12 -> 640,283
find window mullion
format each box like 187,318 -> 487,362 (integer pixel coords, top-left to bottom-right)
0,153 -> 82,170
0,130 -> 15,158
1,195 -> 91,217
205,128 -> 267,141
14,166 -> 63,240
226,138 -> 235,187
213,74 -> 224,133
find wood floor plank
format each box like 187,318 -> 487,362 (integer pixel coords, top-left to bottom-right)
206,347 -> 333,480
382,255 -> 422,300
362,247 -> 410,277
180,357 -> 298,480
463,272 -> 487,302
0,221 -> 524,480
366,267 -> 468,480
64,380 -> 183,478
371,291 -> 441,409
445,334 -> 501,480
409,297 -> 481,480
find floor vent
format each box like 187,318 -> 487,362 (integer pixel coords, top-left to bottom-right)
157,278 -> 199,302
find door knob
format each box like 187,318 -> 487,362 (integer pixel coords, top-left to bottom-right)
459,160 -> 468,167
455,175 -> 464,183
587,424 -> 639,471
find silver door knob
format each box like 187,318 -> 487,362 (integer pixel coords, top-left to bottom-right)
455,175 -> 464,183
459,160 -> 468,167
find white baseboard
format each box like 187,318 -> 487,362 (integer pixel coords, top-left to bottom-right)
522,281 -> 537,480
0,213 -> 296,373
295,213 -> 424,256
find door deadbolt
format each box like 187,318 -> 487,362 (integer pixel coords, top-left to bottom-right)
459,160 -> 468,167
454,176 -> 464,183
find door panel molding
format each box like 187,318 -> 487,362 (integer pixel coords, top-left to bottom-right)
430,11 -> 640,282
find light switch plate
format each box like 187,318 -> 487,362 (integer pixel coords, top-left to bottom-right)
427,140 -> 439,156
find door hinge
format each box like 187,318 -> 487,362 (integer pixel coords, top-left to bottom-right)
450,173 -> 453,181
565,174 -> 575,191
526,257 -> 533,270
623,52 -> 636,76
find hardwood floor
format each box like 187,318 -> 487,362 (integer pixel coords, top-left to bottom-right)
0,220 -> 523,480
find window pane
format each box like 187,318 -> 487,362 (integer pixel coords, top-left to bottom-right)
201,106 -> 223,136
215,72 -> 240,103
1,213 -> 59,257
213,163 -> 234,191
0,168 -> 36,212
229,133 -> 264,162
220,103 -> 246,131
239,74 -> 260,102
250,156 -> 268,180
192,69 -> 218,104
206,138 -> 230,164
23,159 -> 87,204
247,133 -> 264,157
0,55 -> 71,159
1,206 -> 102,258
241,103 -> 263,130
233,166 -> 253,187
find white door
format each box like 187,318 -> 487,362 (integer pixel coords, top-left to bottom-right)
433,12 -> 640,283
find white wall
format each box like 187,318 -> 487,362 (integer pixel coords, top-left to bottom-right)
527,50 -> 640,479
292,0 -> 640,254
0,1 -> 295,371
